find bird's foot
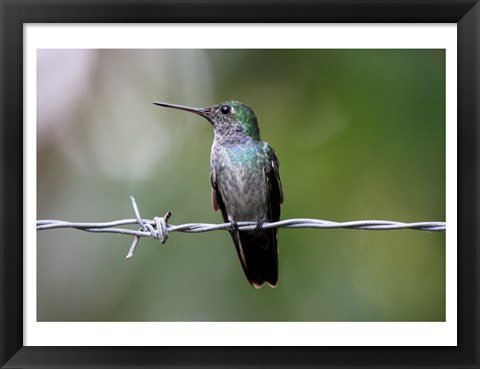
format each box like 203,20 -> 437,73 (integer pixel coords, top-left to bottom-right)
255,220 -> 264,232
228,216 -> 239,232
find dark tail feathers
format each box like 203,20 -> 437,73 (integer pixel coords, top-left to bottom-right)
232,229 -> 278,288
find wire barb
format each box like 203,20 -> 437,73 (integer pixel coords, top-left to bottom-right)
125,196 -> 172,259
36,196 -> 446,259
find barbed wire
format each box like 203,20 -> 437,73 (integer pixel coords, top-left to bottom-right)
36,196 -> 446,260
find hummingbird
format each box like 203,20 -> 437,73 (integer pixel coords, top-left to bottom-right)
154,100 -> 283,288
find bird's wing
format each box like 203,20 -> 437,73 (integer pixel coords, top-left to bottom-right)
210,168 -> 228,220
264,144 -> 284,222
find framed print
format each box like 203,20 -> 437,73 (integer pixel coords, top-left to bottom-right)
1,1 -> 479,368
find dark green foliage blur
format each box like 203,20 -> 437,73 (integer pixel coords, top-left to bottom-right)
37,49 -> 445,321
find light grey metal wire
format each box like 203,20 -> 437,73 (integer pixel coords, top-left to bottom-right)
36,218 -> 446,233
36,196 -> 446,259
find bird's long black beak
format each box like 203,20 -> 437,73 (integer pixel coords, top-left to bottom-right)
153,101 -> 211,119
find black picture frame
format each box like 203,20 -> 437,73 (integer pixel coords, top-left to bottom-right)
1,1 -> 478,368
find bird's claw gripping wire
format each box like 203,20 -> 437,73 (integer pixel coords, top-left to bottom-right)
255,220 -> 264,232
228,216 -> 239,233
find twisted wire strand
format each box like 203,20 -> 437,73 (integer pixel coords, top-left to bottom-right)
36,196 -> 446,259
36,218 -> 446,233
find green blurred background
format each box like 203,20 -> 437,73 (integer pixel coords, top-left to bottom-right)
37,49 -> 445,321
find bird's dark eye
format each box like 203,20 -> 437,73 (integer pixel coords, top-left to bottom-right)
220,105 -> 231,114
